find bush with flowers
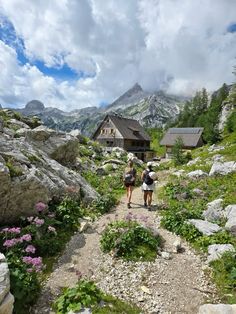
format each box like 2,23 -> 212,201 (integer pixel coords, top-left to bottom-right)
0,189 -> 84,313
0,227 -> 42,313
100,213 -> 162,261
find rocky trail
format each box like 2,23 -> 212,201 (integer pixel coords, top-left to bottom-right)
32,183 -> 218,314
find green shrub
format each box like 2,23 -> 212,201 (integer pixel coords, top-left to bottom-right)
100,220 -> 161,261
53,280 -> 141,314
8,253 -> 41,314
5,160 -> 23,177
53,280 -> 103,313
91,195 -> 116,215
54,196 -> 84,228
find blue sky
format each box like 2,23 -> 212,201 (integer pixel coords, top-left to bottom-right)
0,17 -> 82,81
0,0 -> 236,111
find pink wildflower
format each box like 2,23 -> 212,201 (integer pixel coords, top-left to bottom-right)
3,239 -> 18,248
33,217 -> 44,226
22,256 -> 43,272
1,227 -> 21,234
21,234 -> 32,242
8,227 -> 21,234
25,245 -> 36,254
35,202 -> 47,213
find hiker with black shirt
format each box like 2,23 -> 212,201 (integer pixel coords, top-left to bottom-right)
123,160 -> 136,209
141,161 -> 156,210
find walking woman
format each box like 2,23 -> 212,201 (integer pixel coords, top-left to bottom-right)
123,160 -> 136,209
141,161 -> 155,210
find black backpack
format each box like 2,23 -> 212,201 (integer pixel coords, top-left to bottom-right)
124,169 -> 135,184
144,170 -> 154,185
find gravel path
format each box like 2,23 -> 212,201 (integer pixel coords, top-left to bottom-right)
32,184 -> 218,314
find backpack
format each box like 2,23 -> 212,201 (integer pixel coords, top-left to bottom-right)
144,170 -> 154,185
124,169 -> 135,184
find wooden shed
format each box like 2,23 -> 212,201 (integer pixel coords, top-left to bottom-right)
160,127 -> 204,158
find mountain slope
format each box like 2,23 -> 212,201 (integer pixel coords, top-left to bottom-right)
13,84 -> 185,136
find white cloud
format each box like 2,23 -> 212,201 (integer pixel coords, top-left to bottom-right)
0,0 -> 235,109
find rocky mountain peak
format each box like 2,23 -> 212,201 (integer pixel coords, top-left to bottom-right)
25,100 -> 45,112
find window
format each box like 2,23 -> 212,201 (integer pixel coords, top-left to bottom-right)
110,129 -> 114,134
106,141 -> 113,146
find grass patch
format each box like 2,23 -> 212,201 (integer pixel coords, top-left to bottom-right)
210,252 -> 236,304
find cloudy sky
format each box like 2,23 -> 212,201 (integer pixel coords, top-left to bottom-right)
0,0 -> 236,110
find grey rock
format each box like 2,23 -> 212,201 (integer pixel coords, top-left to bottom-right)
8,119 -> 30,130
187,157 -> 200,166
224,205 -> 236,235
0,130 -> 99,223
27,125 -> 56,141
3,128 -> 15,138
209,161 -> 236,176
199,304 -> 236,314
208,144 -> 225,152
187,170 -> 208,179
188,219 -> 222,235
212,154 -> 224,162
203,199 -> 224,222
161,252 -> 171,260
207,244 -> 235,263
0,292 -> 14,314
193,188 -> 205,196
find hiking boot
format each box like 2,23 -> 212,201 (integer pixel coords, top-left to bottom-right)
147,206 -> 152,211
127,203 -> 131,209
144,202 -> 147,207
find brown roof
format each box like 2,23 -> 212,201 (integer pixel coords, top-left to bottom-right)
109,115 -> 150,141
160,128 -> 204,147
93,114 -> 150,141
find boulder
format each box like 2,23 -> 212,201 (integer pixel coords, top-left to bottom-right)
0,293 -> 14,314
207,244 -> 235,263
208,144 -> 225,152
209,161 -> 236,176
0,254 -> 13,314
211,154 -> 224,162
187,170 -> 208,179
224,205 -> 236,235
199,304 -> 236,314
187,157 -> 200,166
188,219 -> 221,235
8,119 -> 30,130
27,125 -> 56,141
202,199 -> 224,222
0,133 -> 99,223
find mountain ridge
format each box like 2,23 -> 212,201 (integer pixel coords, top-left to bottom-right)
10,83 -> 186,136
